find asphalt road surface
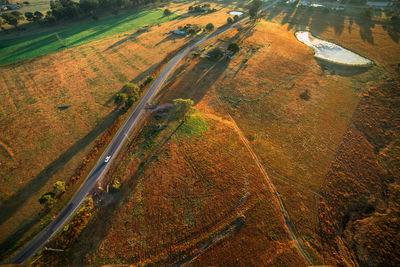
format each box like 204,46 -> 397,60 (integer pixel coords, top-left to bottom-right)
8,1 -> 280,264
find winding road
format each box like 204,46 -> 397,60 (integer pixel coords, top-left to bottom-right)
7,0 -> 295,264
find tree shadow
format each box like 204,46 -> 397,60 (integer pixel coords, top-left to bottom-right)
0,108 -> 121,228
103,27 -> 150,51
155,33 -> 187,47
0,213 -> 41,261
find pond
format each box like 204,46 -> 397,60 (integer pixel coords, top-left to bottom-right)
229,11 -> 244,16
295,31 -> 372,66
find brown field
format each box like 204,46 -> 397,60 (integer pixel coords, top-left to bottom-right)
0,0 -> 245,262
36,4 -> 399,266
38,110 -> 306,266
4,2 -> 399,266
318,80 -> 400,266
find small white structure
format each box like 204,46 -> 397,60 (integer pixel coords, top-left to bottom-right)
172,30 -> 186,35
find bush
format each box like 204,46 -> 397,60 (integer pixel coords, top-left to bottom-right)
39,192 -> 56,208
227,17 -> 233,24
300,89 -> 311,100
53,181 -> 66,196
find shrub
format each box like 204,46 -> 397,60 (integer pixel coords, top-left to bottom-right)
39,192 -> 56,208
300,89 -> 311,100
53,181 -> 66,196
227,17 -> 233,24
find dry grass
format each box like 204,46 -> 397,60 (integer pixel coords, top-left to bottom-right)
0,0 -> 244,261
7,2 -> 399,266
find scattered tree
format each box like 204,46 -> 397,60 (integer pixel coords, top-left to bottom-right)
172,98 -> 194,120
248,0 -> 263,20
227,42 -> 240,55
227,17 -> 233,24
163,8 -> 172,17
205,22 -> 214,31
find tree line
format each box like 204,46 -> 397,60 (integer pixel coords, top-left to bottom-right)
0,0 -> 169,30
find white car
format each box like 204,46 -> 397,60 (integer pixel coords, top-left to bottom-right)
104,156 -> 111,163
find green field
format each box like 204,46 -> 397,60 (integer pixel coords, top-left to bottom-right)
0,9 -> 180,66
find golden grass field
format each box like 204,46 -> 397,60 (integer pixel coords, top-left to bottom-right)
2,1 -> 399,265
51,5 -> 399,265
0,0 -> 247,261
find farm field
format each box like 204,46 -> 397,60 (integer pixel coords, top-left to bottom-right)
40,4 -> 400,266
0,0 -> 243,262
0,8 -> 181,65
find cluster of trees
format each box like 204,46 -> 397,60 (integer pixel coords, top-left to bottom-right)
188,4 -> 216,14
226,15 -> 240,24
39,181 -> 66,209
0,11 -> 23,28
207,42 -> 240,60
114,76 -> 153,109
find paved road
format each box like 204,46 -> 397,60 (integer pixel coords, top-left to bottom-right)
7,1 -> 280,264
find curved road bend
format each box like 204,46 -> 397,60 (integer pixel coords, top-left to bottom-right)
8,0 -> 279,264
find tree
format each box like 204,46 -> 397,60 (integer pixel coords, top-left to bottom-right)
205,22 -> 214,31
208,47 -> 224,60
233,14 -> 240,22
227,17 -> 233,24
39,192 -> 56,208
79,0 -> 99,13
53,181 -> 66,196
227,42 -> 240,55
114,93 -> 128,106
24,11 -> 34,22
34,11 -> 44,21
163,8 -> 172,17
249,0 -> 262,20
122,83 -> 140,102
172,98 -> 194,120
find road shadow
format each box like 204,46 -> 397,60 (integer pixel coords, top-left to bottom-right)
0,108 -> 121,228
